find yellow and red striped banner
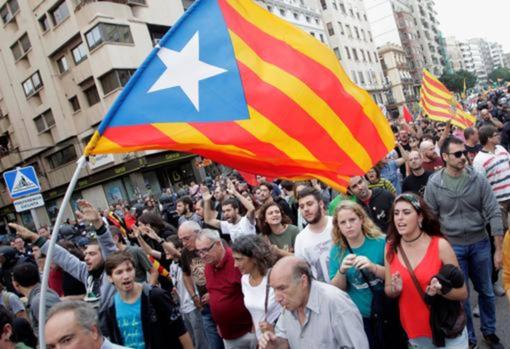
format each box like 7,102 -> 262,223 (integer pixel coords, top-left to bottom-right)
419,69 -> 475,129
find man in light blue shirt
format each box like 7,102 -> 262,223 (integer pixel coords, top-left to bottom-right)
259,256 -> 368,349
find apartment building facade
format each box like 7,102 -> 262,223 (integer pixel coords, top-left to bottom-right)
259,0 -> 327,44
0,0 -> 207,231
311,0 -> 387,104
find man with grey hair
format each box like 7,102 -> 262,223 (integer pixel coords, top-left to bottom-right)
259,256 -> 368,349
196,229 -> 255,348
178,222 -> 224,349
45,301 -> 128,349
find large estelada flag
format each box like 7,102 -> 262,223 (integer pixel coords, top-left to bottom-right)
84,0 -> 395,191
419,69 -> 475,129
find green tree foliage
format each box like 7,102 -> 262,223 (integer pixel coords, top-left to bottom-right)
488,67 -> 510,83
439,70 -> 477,93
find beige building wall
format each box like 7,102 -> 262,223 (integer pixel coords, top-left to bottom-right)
0,0 -> 186,228
379,44 -> 415,109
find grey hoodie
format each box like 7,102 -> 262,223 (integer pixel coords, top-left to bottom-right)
424,167 -> 503,245
37,226 -> 117,331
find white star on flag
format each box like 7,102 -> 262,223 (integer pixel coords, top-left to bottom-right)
148,32 -> 227,111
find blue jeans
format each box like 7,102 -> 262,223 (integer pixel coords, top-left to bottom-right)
452,238 -> 496,344
201,305 -> 225,349
183,308 -> 209,349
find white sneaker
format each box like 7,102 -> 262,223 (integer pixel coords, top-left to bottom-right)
473,303 -> 480,318
493,283 -> 506,297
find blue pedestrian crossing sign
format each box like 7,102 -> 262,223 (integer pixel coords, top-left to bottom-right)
3,166 -> 41,199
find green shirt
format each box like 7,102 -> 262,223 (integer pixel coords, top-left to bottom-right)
268,224 -> 300,252
442,170 -> 469,193
328,236 -> 386,317
16,343 -> 33,349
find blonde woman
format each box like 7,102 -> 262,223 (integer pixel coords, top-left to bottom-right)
329,200 -> 386,348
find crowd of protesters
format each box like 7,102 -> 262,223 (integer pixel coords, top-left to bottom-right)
1,88 -> 510,349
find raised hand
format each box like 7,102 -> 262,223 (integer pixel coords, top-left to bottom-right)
76,200 -> 103,229
201,185 -> 212,201
8,223 -> 38,242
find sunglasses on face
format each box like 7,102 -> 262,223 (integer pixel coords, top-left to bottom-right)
448,150 -> 468,158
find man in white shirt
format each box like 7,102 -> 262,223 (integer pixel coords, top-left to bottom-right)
294,187 -> 333,283
203,180 -> 256,242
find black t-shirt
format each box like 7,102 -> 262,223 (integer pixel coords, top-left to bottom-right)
402,171 -> 432,196
180,249 -> 208,297
358,188 -> 394,233
465,144 -> 482,163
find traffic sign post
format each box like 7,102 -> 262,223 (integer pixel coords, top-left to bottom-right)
13,194 -> 45,213
3,166 -> 41,199
3,166 -> 44,230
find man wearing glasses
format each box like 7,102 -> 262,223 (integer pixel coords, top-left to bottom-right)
424,136 -> 504,349
195,229 -> 256,349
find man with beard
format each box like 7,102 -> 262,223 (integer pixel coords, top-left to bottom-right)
176,196 -> 203,227
402,150 -> 432,196
348,176 -> 394,232
293,187 -> 333,283
420,140 -> 444,172
9,200 -> 117,332
203,181 -> 256,242
256,182 -> 294,223
424,136 -> 504,349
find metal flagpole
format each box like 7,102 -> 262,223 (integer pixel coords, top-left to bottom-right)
38,156 -> 87,348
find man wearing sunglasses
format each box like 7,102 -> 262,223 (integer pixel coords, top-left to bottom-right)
424,136 -> 504,349
195,229 -> 255,348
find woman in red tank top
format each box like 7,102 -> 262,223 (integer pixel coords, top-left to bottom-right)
384,193 -> 468,348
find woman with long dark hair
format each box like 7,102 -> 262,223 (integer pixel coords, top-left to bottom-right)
385,193 -> 468,348
232,235 -> 281,341
329,200 -> 386,347
257,202 -> 300,257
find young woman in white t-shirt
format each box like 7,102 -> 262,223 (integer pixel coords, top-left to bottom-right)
232,235 -> 282,340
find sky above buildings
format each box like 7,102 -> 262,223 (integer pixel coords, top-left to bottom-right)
435,0 -> 510,51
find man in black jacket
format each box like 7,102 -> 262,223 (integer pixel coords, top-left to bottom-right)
102,251 -> 193,349
348,176 -> 394,232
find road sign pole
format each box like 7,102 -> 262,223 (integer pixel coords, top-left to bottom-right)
30,208 -> 40,230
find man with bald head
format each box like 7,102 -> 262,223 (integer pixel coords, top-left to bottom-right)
420,140 -> 444,172
259,256 -> 368,349
402,150 -> 432,196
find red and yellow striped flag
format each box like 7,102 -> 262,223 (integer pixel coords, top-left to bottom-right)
419,69 -> 475,129
84,0 -> 395,191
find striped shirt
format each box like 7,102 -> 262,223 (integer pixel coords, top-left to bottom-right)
473,145 -> 510,202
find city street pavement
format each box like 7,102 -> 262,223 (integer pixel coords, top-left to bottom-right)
472,279 -> 509,348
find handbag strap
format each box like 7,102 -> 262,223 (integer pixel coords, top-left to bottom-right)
264,268 -> 272,322
397,245 -> 426,299
344,239 -> 376,294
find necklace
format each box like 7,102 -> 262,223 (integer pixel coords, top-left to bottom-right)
402,230 -> 423,243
